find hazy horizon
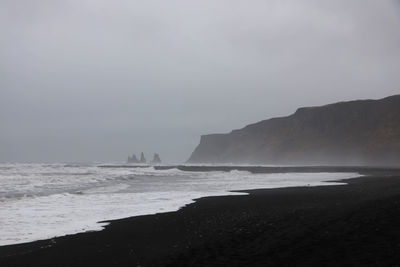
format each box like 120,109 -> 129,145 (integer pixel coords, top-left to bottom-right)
1,0 -> 400,163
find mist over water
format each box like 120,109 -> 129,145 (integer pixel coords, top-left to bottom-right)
0,163 -> 359,246
1,0 -> 400,163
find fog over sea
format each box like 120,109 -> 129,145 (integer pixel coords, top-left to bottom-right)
0,163 -> 358,246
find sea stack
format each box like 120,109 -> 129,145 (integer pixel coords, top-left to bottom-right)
127,154 -> 139,164
140,152 -> 146,163
151,153 -> 162,164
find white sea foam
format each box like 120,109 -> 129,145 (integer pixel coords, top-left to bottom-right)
0,164 -> 360,246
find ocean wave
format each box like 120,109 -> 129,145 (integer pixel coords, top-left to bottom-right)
0,163 -> 359,246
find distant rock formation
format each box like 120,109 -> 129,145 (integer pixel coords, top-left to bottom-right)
187,95 -> 400,166
140,152 -> 146,163
151,153 -> 162,164
127,154 -> 139,164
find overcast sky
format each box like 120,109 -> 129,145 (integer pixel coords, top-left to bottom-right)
1,0 -> 400,163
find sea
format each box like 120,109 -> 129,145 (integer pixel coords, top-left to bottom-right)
0,163 -> 359,246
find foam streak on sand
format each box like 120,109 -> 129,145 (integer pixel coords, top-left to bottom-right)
0,163 -> 358,246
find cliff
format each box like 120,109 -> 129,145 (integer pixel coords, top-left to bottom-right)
187,95 -> 400,166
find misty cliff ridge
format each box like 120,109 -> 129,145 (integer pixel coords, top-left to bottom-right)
187,95 -> 400,166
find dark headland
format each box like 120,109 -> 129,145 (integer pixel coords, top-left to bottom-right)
187,95 -> 400,166
1,168 -> 400,266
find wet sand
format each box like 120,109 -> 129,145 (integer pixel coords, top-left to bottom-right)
1,172 -> 400,266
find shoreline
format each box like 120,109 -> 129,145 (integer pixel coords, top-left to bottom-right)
1,173 -> 400,266
0,169 -> 359,247
100,164 -> 400,174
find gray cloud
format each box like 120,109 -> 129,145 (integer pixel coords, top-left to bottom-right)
1,0 -> 400,163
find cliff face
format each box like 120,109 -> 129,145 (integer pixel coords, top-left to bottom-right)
187,95 -> 400,166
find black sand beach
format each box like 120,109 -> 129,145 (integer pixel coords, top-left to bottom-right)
1,172 -> 400,266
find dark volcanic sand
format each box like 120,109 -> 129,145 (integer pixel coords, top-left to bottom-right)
1,173 -> 400,266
